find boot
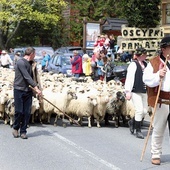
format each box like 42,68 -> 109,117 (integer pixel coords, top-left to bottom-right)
128,118 -> 135,134
135,121 -> 144,139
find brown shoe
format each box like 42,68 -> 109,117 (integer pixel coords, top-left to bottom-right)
20,133 -> 28,139
151,158 -> 161,165
12,129 -> 19,138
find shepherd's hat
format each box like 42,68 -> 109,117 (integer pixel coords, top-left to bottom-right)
160,36 -> 170,48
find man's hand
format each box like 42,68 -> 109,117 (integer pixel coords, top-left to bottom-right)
126,91 -> 132,100
159,67 -> 167,79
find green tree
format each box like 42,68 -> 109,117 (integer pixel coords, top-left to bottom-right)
70,0 -> 161,46
70,0 -> 117,44
115,0 -> 161,28
0,0 -> 67,49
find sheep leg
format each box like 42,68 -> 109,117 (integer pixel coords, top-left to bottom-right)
78,117 -> 82,125
31,114 -> 35,124
88,116 -> 92,128
90,115 -> 95,126
47,113 -> 51,124
104,113 -> 110,125
10,115 -> 14,127
4,113 -> 9,125
96,118 -> 101,128
54,115 -> 58,126
115,115 -> 119,128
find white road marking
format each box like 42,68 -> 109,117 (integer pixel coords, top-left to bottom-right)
45,128 -> 121,170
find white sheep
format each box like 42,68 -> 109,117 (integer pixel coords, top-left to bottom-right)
66,92 -> 97,128
30,97 -> 40,124
92,92 -> 110,128
0,92 -> 9,121
119,99 -> 135,123
53,89 -> 77,126
41,88 -> 77,126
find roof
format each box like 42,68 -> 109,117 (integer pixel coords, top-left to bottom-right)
102,18 -> 128,31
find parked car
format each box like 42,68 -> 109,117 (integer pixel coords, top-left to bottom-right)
34,46 -> 54,61
47,53 -> 72,76
112,64 -> 128,84
13,46 -> 54,71
55,46 -> 84,57
13,47 -> 26,57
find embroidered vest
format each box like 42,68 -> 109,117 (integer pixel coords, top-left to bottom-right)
132,60 -> 147,93
147,56 -> 170,107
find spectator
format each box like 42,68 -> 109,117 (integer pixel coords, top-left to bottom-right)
70,50 -> 83,78
101,56 -> 113,82
41,51 -> 50,72
14,52 -> 21,65
94,35 -> 101,48
120,51 -> 132,62
91,48 -> 99,81
109,35 -> 115,52
104,34 -> 110,49
82,54 -> 92,76
0,50 -> 13,68
96,54 -> 104,81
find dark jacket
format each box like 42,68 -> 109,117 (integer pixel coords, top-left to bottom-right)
14,58 -> 37,91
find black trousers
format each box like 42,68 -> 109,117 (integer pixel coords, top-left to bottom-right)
13,89 -> 33,134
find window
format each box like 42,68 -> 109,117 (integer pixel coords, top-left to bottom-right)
166,4 -> 170,24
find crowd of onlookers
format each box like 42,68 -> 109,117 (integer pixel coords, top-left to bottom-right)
0,33 -> 130,81
70,34 -> 117,82
0,49 -> 22,69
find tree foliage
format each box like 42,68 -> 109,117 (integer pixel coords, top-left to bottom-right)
0,0 -> 67,49
69,0 -> 117,44
0,0 -> 162,50
115,0 -> 161,28
69,0 -> 161,45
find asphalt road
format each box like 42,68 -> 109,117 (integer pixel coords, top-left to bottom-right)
0,116 -> 170,170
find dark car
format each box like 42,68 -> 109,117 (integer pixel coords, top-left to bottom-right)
112,65 -> 128,84
47,53 -> 72,76
55,46 -> 84,57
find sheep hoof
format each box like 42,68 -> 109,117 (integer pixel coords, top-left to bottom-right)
4,121 -> 8,125
54,123 -> 57,127
63,123 -> 67,128
88,125 -> 92,128
114,122 -> 119,128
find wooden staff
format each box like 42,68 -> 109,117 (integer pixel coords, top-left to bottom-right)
140,55 -> 168,162
29,85 -> 81,126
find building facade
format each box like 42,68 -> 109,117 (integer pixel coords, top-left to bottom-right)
161,0 -> 170,35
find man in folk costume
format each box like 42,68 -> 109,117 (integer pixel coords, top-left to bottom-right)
143,36 -> 170,165
125,47 -> 148,139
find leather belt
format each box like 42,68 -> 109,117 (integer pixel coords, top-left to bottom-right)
159,91 -> 170,100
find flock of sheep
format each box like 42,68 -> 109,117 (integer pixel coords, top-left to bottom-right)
0,67 -> 141,129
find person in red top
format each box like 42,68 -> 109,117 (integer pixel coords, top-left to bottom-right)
70,50 -> 83,78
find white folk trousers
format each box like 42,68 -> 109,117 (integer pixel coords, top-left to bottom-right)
151,104 -> 169,159
131,92 -> 148,121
